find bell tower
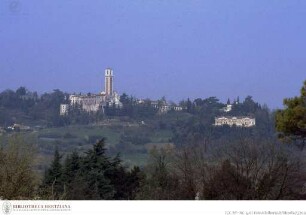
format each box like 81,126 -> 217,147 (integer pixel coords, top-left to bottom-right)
105,68 -> 113,96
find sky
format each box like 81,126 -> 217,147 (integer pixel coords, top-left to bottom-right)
0,0 -> 305,108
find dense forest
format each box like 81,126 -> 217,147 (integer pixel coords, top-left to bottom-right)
0,87 -> 68,127
0,81 -> 306,200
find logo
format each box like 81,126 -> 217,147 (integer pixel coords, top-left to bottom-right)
2,201 -> 12,215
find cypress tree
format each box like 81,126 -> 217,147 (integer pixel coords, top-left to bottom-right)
42,148 -> 64,199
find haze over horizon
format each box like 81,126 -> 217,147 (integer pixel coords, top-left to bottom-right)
1,0 -> 306,108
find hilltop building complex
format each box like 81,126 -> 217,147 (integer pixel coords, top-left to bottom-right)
60,68 -> 122,115
60,67 -> 184,116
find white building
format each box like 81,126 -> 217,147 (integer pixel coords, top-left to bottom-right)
214,116 -> 256,127
60,68 -> 122,114
173,106 -> 183,111
69,93 -> 106,112
222,104 -> 232,112
106,91 -> 123,108
160,105 -> 172,113
143,99 -> 183,113
60,104 -> 69,115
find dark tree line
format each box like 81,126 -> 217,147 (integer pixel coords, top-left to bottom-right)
40,139 -> 143,200
137,138 -> 306,200
0,87 -> 69,127
105,93 -> 158,119
0,87 -> 106,127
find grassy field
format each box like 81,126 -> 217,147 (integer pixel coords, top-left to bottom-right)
0,112 -> 193,174
30,123 -> 174,173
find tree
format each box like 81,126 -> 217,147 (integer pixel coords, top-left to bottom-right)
125,166 -> 144,200
41,148 -> 64,200
276,80 -> 306,150
137,145 -> 183,200
41,138 -> 144,200
0,135 -> 37,199
16,87 -> 27,97
62,151 -> 83,200
186,98 -> 194,114
120,93 -> 130,105
78,138 -> 114,199
204,138 -> 305,200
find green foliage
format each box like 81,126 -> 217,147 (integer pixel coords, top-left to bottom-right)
276,80 -> 306,149
41,148 -> 64,199
0,135 -> 38,200
59,102 -> 105,126
40,138 -> 144,200
120,132 -> 151,146
0,88 -> 68,127
105,94 -> 157,119
137,146 -> 181,200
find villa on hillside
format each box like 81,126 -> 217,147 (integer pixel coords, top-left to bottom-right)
214,116 -> 256,127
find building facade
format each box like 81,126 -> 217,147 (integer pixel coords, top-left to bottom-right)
60,104 -> 69,116
69,93 -> 106,112
149,100 -> 183,113
214,116 -> 256,127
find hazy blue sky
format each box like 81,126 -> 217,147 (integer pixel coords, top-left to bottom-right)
0,0 -> 305,108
